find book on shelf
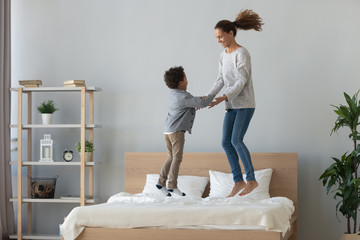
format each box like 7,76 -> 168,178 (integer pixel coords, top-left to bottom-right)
63,80 -> 85,85
24,84 -> 40,88
60,195 -> 89,200
19,80 -> 42,85
63,83 -> 86,87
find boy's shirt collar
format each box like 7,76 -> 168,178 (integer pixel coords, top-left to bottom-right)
172,88 -> 186,93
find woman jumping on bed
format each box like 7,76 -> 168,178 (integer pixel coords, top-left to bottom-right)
207,9 -> 264,197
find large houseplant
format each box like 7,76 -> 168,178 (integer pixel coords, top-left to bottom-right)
320,91 -> 360,236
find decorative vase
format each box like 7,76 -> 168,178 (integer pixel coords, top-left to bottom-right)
85,152 -> 92,162
341,233 -> 360,240
41,113 -> 52,124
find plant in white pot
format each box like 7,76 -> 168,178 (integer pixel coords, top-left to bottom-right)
320,91 -> 360,239
37,100 -> 58,124
75,140 -> 94,162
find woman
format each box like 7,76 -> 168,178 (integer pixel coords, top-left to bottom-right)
208,9 -> 264,197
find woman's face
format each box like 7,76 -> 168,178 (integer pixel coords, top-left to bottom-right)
214,28 -> 234,48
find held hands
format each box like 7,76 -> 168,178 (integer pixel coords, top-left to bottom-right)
209,95 -> 227,109
197,94 -> 227,110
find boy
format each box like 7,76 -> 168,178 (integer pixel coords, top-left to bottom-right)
156,66 -> 215,196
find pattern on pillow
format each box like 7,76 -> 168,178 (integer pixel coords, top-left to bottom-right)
209,168 -> 273,199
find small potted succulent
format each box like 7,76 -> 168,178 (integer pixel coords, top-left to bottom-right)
37,100 -> 58,124
75,140 -> 94,162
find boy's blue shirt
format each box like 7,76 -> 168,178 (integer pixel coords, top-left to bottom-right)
164,89 -> 215,134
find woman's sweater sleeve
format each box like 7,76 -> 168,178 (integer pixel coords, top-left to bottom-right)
207,55 -> 224,96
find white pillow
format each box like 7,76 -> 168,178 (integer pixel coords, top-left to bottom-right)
208,168 -> 273,199
142,174 -> 209,198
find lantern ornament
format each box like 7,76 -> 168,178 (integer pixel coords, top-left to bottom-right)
40,134 -> 54,162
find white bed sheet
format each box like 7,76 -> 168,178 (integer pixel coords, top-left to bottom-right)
61,192 -> 295,240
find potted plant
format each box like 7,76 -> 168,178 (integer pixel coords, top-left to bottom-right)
320,90 -> 360,238
37,100 -> 58,124
75,140 -> 94,162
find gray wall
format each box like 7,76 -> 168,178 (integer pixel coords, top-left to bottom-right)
10,0 -> 360,239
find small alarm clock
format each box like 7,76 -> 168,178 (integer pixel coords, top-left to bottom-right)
63,149 -> 74,162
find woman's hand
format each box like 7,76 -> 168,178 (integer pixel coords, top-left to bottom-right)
209,95 -> 227,109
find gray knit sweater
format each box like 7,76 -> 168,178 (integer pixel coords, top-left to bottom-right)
207,47 -> 255,109
164,89 -> 215,134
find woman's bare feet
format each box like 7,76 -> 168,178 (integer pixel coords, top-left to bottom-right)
226,181 -> 246,198
239,180 -> 258,196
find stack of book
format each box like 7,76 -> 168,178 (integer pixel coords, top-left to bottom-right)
19,80 -> 42,88
60,195 -> 90,200
63,80 -> 86,87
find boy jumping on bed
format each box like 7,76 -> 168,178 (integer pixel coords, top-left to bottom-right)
156,66 -> 215,197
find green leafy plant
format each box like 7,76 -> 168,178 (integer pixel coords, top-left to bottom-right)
332,90 -> 360,151
320,90 -> 360,234
37,100 -> 58,114
76,140 -> 94,152
320,152 -> 360,233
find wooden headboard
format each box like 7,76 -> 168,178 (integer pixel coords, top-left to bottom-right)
125,152 -> 297,204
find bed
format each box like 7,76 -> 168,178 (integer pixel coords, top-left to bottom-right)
63,152 -> 297,240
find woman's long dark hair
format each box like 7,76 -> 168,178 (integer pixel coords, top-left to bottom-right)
215,9 -> 264,37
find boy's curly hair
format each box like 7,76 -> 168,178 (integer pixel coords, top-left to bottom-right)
164,66 -> 185,89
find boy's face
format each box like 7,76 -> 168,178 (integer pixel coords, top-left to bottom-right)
178,73 -> 188,91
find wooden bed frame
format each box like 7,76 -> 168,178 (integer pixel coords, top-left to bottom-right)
75,152 -> 297,240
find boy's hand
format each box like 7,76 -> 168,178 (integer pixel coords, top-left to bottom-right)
209,95 -> 227,109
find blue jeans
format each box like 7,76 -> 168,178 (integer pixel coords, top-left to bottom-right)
222,108 -> 255,182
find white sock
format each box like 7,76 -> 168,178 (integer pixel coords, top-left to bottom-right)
156,184 -> 171,197
168,188 -> 186,196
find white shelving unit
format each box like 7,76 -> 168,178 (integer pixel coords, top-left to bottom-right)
9,86 -> 101,240
10,161 -> 94,166
9,234 -> 61,240
9,124 -> 101,129
9,198 -> 95,204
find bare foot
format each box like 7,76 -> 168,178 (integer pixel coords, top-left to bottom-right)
239,180 -> 258,196
226,181 -> 246,198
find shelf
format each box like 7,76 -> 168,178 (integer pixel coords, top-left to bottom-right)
11,84 -> 98,237
10,198 -> 95,204
10,234 -> 61,239
9,161 -> 94,166
10,124 -> 101,129
10,86 -> 101,92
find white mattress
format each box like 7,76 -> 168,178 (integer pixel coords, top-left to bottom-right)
61,192 -> 295,240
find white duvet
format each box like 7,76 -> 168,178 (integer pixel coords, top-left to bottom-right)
61,193 -> 295,240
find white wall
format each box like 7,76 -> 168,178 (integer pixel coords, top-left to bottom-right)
10,0 -> 360,239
